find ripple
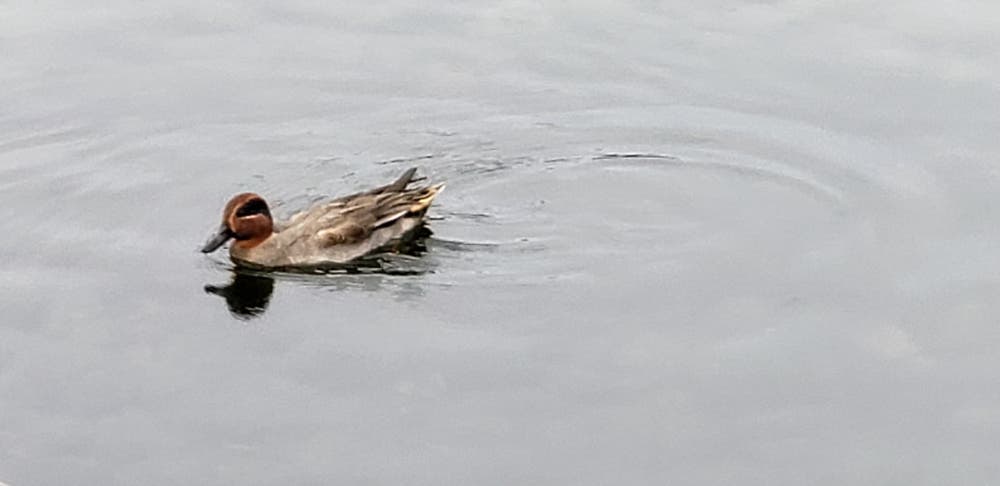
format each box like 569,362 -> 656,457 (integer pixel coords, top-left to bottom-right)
594,151 -> 848,209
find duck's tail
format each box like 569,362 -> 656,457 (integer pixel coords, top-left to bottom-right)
408,183 -> 445,214
370,182 -> 445,230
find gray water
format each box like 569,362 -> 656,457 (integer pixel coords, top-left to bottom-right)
2,1 -> 1000,484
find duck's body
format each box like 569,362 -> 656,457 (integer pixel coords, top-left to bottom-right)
202,168 -> 443,269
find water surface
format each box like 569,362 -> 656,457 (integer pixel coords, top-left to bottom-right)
2,1 -> 1000,484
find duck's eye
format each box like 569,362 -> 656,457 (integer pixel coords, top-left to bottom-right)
236,199 -> 270,218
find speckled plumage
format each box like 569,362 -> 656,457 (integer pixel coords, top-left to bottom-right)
202,168 -> 443,269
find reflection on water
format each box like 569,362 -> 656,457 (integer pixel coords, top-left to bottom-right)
204,271 -> 275,320
203,228 -> 439,319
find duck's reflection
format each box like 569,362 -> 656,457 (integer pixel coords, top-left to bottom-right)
203,228 -> 441,320
204,271 -> 275,320
203,256 -> 436,320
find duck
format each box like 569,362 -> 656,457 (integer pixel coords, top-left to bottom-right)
201,167 -> 444,269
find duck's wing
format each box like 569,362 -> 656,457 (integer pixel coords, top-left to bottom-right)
378,167 -> 419,193
316,183 -> 444,247
338,167 -> 424,201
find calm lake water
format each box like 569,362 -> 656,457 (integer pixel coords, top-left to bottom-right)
2,1 -> 1000,484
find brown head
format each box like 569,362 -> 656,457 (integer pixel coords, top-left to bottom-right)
201,193 -> 274,253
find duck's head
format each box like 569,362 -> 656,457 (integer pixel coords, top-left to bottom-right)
201,193 -> 274,253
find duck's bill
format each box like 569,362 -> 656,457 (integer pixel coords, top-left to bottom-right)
201,225 -> 233,253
